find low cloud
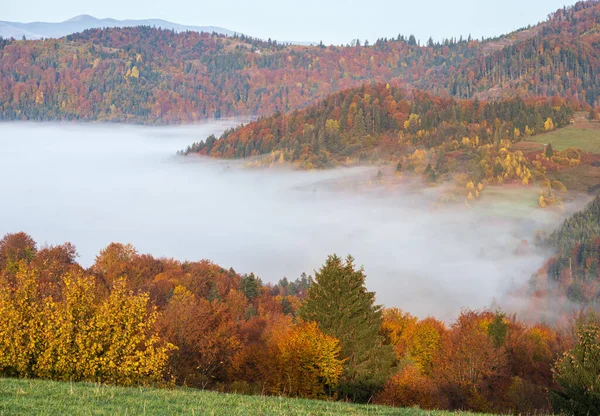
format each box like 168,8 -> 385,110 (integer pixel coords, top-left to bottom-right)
0,121 -> 586,319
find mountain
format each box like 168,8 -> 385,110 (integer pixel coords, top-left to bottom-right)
1,1 -> 599,124
0,14 -> 236,39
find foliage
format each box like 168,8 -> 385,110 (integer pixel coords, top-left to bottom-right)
0,265 -> 174,385
0,232 -> 36,275
550,318 -> 600,415
0,231 -> 593,413
267,321 -> 343,398
376,309 -> 563,414
375,364 -> 446,410
547,196 -> 600,255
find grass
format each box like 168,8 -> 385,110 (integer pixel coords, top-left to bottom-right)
547,163 -> 600,193
0,378 -> 493,416
525,121 -> 600,154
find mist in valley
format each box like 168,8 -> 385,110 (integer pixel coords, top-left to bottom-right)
0,122 -> 585,319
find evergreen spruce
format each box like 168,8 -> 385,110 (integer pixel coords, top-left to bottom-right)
550,320 -> 600,415
299,255 -> 394,402
545,143 -> 554,158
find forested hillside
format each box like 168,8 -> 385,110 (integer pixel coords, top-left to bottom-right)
528,196 -> 600,307
185,83 -> 588,204
2,0 -> 600,123
420,0 -> 600,105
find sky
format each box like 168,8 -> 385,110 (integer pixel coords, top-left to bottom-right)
2,0 -> 571,45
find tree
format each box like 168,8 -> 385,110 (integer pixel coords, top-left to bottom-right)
551,320 -> 600,416
241,273 -> 261,300
157,286 -> 241,387
375,364 -> 445,409
432,311 -> 508,411
0,232 -> 37,274
77,279 -> 175,386
589,107 -> 598,121
299,255 -> 394,402
268,321 -> 343,398
398,318 -> 446,374
0,265 -> 43,377
545,143 -> 554,158
93,243 -> 138,287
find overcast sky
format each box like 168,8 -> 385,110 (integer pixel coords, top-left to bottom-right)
3,0 -> 570,45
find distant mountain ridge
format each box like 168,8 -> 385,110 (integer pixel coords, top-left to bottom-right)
0,15 -> 316,45
0,14 -> 236,40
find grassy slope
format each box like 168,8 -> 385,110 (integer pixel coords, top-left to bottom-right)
0,378 -> 493,416
526,120 -> 600,154
519,119 -> 600,193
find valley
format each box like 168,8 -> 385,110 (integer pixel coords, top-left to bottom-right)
2,1 -> 600,414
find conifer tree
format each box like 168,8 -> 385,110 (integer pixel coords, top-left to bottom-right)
299,255 -> 394,402
550,319 -> 600,415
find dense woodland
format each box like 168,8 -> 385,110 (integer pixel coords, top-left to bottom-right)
2,1 -> 600,123
421,0 -> 600,105
185,84 -> 583,204
0,229 -> 599,414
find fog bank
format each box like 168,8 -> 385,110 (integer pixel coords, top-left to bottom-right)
0,122 -> 582,319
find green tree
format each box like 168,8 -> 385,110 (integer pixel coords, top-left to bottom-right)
487,310 -> 509,348
545,143 -> 554,158
241,273 -> 261,300
299,255 -> 394,402
550,319 -> 600,415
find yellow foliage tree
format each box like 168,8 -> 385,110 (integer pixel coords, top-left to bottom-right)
268,321 -> 343,398
0,265 -> 43,377
0,266 -> 174,386
381,308 -> 417,348
399,318 -> 446,375
403,113 -> 422,134
35,271 -> 97,380
79,279 -> 175,386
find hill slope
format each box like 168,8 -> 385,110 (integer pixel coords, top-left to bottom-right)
0,378 -> 489,416
2,1 -> 600,123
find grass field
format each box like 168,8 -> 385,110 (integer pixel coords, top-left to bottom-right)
0,378 -> 494,416
526,121 -> 600,154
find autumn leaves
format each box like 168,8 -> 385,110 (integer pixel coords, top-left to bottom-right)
0,231 -> 599,414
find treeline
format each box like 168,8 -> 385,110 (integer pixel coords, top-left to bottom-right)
0,232 -> 599,414
420,1 -> 600,106
2,1 -> 600,123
